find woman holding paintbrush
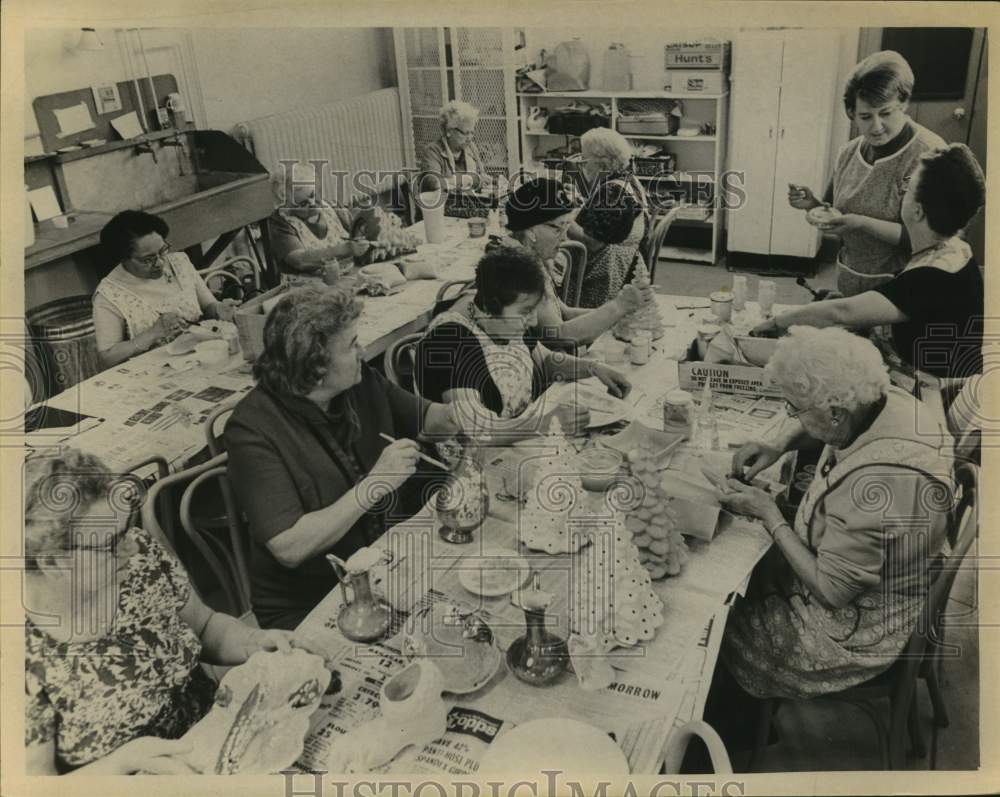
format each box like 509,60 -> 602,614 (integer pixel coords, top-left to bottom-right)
224,287 -> 462,630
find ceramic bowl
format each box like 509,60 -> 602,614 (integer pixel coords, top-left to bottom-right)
577,447 -> 625,492
806,205 -> 842,229
733,335 -> 779,367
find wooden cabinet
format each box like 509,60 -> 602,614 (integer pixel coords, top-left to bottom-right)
727,30 -> 840,261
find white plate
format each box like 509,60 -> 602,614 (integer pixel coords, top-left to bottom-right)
552,382 -> 634,428
479,718 -> 630,778
458,549 -> 532,597
599,420 -> 685,464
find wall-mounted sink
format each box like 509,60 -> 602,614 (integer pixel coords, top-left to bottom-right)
26,130 -> 275,270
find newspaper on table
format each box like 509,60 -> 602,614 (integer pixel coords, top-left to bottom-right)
295,586 -> 686,776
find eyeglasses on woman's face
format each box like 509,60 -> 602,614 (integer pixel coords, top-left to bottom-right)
130,241 -> 171,269
447,125 -> 475,138
784,398 -> 815,419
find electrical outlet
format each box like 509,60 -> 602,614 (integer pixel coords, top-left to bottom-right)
155,107 -> 170,128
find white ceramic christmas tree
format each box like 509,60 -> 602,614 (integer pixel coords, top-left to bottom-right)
520,416 -> 589,555
613,258 -> 665,341
623,438 -> 690,579
571,509 -> 664,651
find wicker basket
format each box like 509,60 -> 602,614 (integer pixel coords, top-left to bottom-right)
234,284 -> 288,362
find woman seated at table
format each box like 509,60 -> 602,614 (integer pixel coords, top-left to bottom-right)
492,177 -> 655,351
417,100 -> 488,194
24,448 -> 301,775
267,168 -> 372,285
224,287 -> 461,630
414,246 -> 632,442
566,127 -> 650,308
709,326 -> 953,705
754,144 -> 985,380
93,210 -> 240,369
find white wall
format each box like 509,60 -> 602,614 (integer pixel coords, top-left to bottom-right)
24,27 -> 396,140
189,27 -> 394,133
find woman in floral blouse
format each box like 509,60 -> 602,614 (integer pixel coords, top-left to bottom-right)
23,448 -> 302,775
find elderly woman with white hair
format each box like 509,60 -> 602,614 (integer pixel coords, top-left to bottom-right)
567,127 -> 651,308
266,166 -> 373,285
712,326 -> 953,700
418,100 -> 489,194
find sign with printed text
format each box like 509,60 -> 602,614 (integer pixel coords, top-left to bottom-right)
676,360 -> 782,398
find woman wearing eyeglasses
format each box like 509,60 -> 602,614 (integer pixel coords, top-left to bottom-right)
786,50 -> 945,298
704,326 -> 953,706
93,211 -> 240,369
23,448 -> 306,774
418,100 -> 489,194
266,167 -> 373,285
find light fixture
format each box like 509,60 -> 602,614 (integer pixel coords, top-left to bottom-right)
77,28 -> 104,52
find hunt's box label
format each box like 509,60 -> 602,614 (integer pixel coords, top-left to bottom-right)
665,41 -> 731,70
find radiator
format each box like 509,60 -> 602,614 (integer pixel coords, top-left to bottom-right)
239,88 -> 407,206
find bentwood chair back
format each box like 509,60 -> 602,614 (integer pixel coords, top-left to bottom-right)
205,400 -> 239,457
141,451 -> 252,617
433,279 -> 474,317
660,720 -> 733,774
748,466 -> 978,771
642,205 -> 682,284
557,241 -> 588,307
384,332 -> 424,396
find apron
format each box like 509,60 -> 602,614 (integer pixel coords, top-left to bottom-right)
95,254 -> 203,340
280,206 -> 351,288
428,310 -> 535,418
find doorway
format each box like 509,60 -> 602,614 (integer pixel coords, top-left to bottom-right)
857,28 -> 987,264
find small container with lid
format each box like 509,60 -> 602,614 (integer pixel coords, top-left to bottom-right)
695,323 -> 721,360
710,290 -> 733,323
662,388 -> 695,439
630,331 -> 652,365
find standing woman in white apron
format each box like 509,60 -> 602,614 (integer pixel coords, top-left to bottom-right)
788,51 -> 945,298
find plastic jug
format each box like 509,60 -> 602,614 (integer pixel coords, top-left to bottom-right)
419,190 -> 446,244
603,43 -> 632,91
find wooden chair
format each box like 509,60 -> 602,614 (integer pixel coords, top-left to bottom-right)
433,279 -> 474,316
141,451 -> 252,617
748,466 -> 979,771
384,332 -> 424,396
661,720 -> 733,774
557,241 -> 588,307
642,205 -> 682,284
205,400 -> 239,457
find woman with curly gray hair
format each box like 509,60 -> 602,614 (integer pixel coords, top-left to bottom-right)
704,326 -> 954,704
23,448 -> 303,774
568,127 -> 650,307
224,287 -> 460,630
418,100 -> 488,194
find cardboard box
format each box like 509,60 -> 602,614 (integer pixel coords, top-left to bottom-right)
233,284 -> 289,362
664,41 -> 731,71
676,338 -> 782,397
664,70 -> 728,94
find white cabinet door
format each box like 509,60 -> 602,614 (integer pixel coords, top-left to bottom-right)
727,32 -> 783,255
770,31 -> 841,258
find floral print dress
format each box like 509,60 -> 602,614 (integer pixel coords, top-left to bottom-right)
24,528 -> 215,770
